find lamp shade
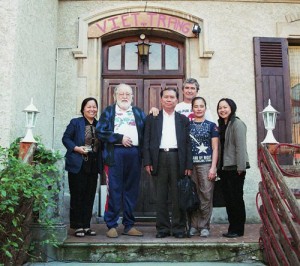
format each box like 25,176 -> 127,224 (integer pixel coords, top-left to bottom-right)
260,99 -> 279,144
21,98 -> 39,143
136,41 -> 151,64
137,42 -> 151,56
261,99 -> 279,130
192,24 -> 201,35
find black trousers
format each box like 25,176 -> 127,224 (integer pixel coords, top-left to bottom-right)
219,169 -> 246,235
154,151 -> 186,234
68,167 -> 98,229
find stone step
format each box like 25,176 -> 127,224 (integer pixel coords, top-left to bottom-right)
56,223 -> 263,263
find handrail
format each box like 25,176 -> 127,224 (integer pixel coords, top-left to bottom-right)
257,143 -> 300,265
268,143 -> 300,177
260,144 -> 300,222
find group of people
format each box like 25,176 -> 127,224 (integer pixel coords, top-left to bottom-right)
62,78 -> 250,239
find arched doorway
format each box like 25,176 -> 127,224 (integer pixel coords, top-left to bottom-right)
101,31 -> 186,217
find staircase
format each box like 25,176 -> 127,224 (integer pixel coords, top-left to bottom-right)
55,223 -> 262,263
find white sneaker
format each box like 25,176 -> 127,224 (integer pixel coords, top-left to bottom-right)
189,227 -> 199,236
200,229 -> 210,237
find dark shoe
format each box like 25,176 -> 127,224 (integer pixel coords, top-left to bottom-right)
173,232 -> 186,238
84,228 -> 96,236
222,232 -> 243,238
156,232 -> 170,238
74,228 -> 85,237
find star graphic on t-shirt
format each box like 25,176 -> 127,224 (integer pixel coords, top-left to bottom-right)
197,143 -> 208,154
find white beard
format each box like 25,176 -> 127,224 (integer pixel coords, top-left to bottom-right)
117,100 -> 131,110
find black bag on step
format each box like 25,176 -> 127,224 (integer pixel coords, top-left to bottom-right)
177,175 -> 200,237
177,175 -> 200,212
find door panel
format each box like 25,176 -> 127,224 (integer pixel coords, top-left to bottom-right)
102,79 -> 143,110
144,79 -> 183,113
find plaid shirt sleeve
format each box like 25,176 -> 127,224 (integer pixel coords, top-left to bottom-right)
96,105 -> 123,144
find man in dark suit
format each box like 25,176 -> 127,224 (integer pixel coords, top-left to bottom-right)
143,87 -> 193,238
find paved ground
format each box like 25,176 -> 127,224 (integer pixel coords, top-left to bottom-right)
64,222 -> 261,244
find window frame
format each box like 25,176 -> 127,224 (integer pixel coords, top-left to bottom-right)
102,36 -> 184,76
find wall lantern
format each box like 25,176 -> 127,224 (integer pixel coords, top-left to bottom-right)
192,23 -> 201,37
21,98 -> 40,143
136,34 -> 151,64
261,99 -> 279,144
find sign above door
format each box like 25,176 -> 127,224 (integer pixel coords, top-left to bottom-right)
73,6 -> 214,59
88,12 -> 196,38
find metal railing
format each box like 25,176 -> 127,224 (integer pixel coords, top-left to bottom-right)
256,143 -> 300,265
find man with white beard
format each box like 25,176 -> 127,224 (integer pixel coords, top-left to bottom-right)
96,84 -> 146,238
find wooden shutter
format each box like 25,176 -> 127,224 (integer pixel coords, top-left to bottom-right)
254,37 -> 292,146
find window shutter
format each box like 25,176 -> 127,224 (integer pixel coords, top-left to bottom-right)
253,37 -> 292,146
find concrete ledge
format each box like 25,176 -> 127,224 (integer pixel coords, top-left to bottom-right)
55,223 -> 263,263
57,242 -> 261,263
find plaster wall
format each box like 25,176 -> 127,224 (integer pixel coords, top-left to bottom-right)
0,0 -> 58,148
0,1 -> 18,147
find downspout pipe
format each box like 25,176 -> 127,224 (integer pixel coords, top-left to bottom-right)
52,47 -> 73,149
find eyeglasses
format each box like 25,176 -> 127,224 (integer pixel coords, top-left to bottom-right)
117,92 -> 132,97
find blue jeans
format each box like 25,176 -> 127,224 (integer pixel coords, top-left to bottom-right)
104,146 -> 141,230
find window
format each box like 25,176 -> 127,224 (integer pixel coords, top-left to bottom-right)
288,46 -> 300,144
108,44 -> 121,70
149,43 -> 179,70
125,43 -> 138,70
165,45 -> 179,70
149,43 -> 162,70
103,36 -> 184,75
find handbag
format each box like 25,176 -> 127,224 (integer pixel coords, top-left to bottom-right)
177,175 -> 200,212
177,175 -> 200,237
213,177 -> 226,207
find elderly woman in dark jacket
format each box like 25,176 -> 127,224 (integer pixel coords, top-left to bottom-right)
217,98 -> 250,238
62,97 -> 102,237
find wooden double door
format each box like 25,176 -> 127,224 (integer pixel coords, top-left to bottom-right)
101,78 -> 183,217
101,34 -> 185,217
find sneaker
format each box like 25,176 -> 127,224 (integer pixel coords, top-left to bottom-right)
200,228 -> 210,237
189,227 -> 199,236
106,228 -> 118,238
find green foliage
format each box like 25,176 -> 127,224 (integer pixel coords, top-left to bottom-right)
0,137 -> 62,265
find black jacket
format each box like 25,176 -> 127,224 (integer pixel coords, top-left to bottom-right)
143,111 -> 193,176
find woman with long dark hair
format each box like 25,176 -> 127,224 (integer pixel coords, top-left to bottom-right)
217,98 -> 250,238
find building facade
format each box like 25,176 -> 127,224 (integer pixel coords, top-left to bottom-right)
1,0 -> 300,223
